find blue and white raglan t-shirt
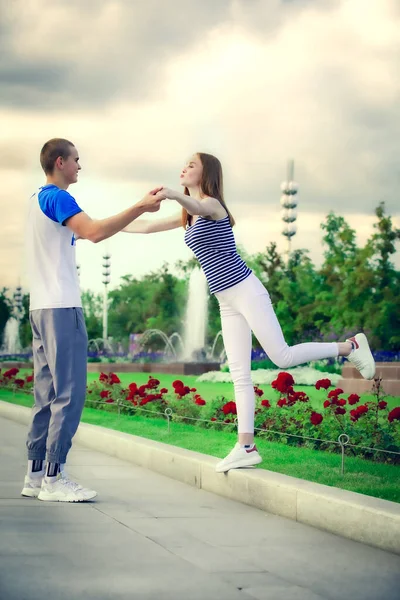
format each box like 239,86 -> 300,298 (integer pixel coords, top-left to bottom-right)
26,184 -> 83,310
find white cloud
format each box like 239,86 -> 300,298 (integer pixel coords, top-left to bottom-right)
0,0 -> 399,294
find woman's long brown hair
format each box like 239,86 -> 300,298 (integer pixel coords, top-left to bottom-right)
182,152 -> 235,228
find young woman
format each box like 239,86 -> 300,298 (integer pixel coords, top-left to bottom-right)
123,153 -> 376,473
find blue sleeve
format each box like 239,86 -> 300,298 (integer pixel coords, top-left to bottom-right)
38,187 -> 82,225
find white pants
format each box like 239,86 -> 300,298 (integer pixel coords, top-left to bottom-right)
215,273 -> 338,433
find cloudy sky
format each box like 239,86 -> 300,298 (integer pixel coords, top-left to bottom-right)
1,0 -> 399,294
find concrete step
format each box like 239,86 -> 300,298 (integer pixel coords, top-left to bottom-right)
341,364 -> 400,381
337,378 -> 400,396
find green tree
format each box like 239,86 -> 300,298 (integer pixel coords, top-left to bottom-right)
19,293 -> 32,349
0,288 -> 11,341
81,290 -> 103,340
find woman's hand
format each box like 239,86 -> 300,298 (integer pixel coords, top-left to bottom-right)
160,187 -> 178,200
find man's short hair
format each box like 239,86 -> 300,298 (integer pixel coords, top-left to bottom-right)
40,138 -> 75,175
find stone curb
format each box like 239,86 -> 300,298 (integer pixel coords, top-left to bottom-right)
1,400 -> 399,555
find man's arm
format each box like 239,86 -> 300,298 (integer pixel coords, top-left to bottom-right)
122,212 -> 182,234
65,189 -> 165,243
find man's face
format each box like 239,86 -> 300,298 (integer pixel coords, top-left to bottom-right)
62,146 -> 81,184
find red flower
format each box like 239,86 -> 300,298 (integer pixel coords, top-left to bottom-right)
277,398 -> 287,407
350,404 -> 369,422
295,391 -> 309,403
140,397 -> 151,405
378,401 -> 387,410
310,412 -> 323,425
100,390 -> 110,398
388,407 -> 400,423
323,400 -> 330,408
315,378 -> 331,390
26,374 -> 34,383
147,378 -> 160,389
109,373 -> 121,385
271,372 -> 295,394
261,399 -> 271,408
177,386 -> 191,397
99,372 -> 108,383
4,368 -> 19,378
222,401 -> 237,415
337,399 -> 346,406
195,397 -> 206,406
328,388 -> 344,399
347,394 -> 360,406
254,386 -> 264,397
128,382 -> 138,394
211,417 -> 217,422
160,388 -> 168,394
105,398 -> 114,403
172,380 -> 184,389
190,387 -> 197,392
137,385 -> 147,398
335,407 -> 346,415
14,379 -> 25,387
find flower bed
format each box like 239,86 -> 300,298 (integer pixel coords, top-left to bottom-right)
198,366 -> 342,386
1,367 -> 399,464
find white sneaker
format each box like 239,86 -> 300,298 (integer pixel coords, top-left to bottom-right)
216,443 -> 262,473
346,333 -> 376,380
59,472 -> 97,499
21,475 -> 43,498
38,474 -> 97,502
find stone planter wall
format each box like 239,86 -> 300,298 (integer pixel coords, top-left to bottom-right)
338,362 -> 400,396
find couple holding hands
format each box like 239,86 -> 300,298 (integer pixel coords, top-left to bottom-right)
22,139 -> 375,502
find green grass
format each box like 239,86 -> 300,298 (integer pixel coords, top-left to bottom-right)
2,389 -> 399,504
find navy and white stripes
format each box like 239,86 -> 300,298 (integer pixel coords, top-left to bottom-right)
184,215 -> 252,294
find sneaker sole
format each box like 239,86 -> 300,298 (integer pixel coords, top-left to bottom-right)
216,455 -> 262,473
21,488 -> 41,498
38,491 -> 97,503
351,333 -> 376,380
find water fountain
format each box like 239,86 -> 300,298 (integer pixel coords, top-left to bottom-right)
181,267 -> 209,360
0,286 -> 30,367
1,317 -> 22,355
87,268 -> 222,375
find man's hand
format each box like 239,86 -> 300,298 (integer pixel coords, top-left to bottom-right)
138,188 -> 166,213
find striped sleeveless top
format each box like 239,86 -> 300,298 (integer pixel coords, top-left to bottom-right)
184,215 -> 252,294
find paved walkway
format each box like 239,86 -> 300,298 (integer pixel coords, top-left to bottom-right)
1,417 -> 399,600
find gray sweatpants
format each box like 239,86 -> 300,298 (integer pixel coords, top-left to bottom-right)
26,308 -> 88,464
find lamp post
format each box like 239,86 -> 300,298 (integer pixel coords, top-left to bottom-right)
102,254 -> 111,341
280,159 -> 298,262
13,286 -> 23,319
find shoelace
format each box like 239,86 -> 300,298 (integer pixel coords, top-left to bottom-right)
59,475 -> 84,492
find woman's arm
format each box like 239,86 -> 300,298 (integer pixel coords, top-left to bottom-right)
122,212 -> 182,234
161,188 -> 225,219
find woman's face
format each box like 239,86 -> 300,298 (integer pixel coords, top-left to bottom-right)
180,154 -> 203,188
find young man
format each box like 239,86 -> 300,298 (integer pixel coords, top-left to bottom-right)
21,138 -> 164,502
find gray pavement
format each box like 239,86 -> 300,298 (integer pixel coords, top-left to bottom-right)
0,417 -> 399,600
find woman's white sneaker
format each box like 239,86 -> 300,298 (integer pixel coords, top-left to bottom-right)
38,475 -> 97,502
346,333 -> 376,380
216,443 -> 262,473
21,475 -> 43,498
